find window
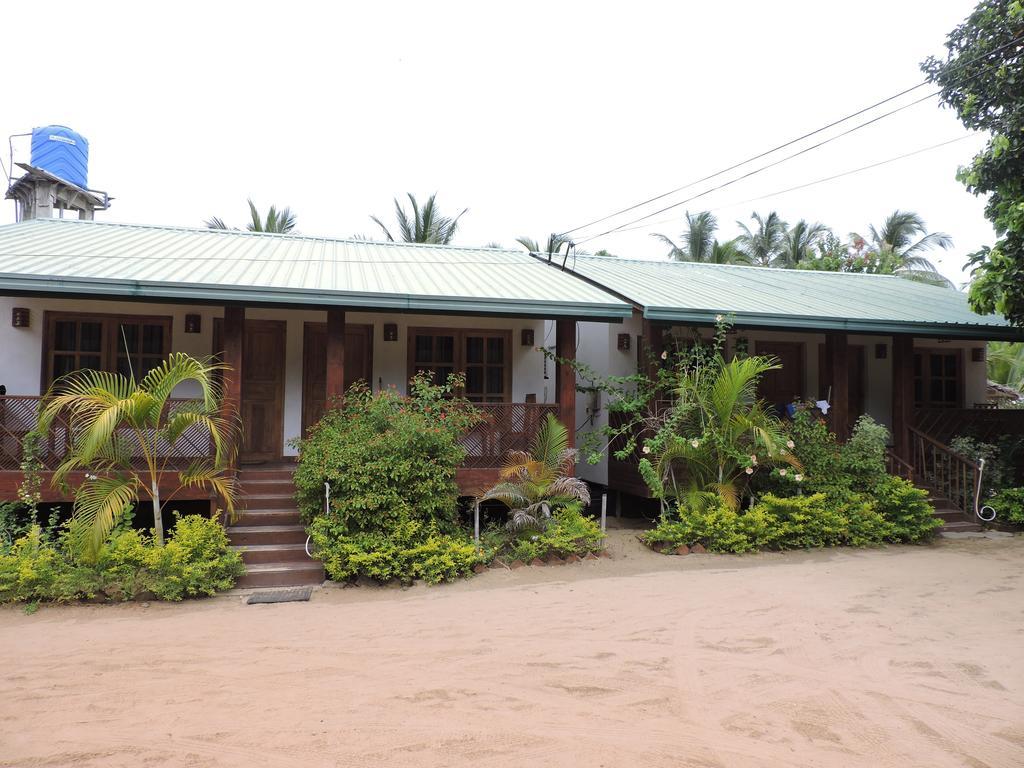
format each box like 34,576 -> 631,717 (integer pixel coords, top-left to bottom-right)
44,312 -> 172,387
913,350 -> 961,408
408,328 -> 511,402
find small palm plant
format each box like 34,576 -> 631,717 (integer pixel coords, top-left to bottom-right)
35,353 -> 239,559
371,192 -> 467,244
640,348 -> 801,510
480,413 -> 591,531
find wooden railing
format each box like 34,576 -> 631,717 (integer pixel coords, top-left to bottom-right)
458,403 -> 560,468
0,395 -> 210,472
884,449 -> 915,483
915,407 -> 1024,444
907,425 -> 981,518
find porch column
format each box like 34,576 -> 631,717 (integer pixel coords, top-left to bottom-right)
326,308 -> 346,405
825,331 -> 849,439
892,334 -> 914,461
641,318 -> 664,382
220,305 -> 245,469
555,319 -> 576,451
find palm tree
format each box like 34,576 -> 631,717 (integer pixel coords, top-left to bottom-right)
735,211 -> 788,266
35,353 -> 238,559
371,192 -> 467,244
851,210 -> 953,288
516,233 -> 570,257
479,413 -> 591,531
775,220 -> 829,268
652,211 -> 751,264
205,199 -> 297,233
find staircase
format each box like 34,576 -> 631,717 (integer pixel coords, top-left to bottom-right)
228,465 -> 325,588
922,486 -> 983,534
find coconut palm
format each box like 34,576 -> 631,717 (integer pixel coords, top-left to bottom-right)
736,211 -> 788,267
205,199 -> 297,233
851,210 -> 954,288
775,220 -> 829,268
516,233 -> 571,257
371,192 -> 467,244
646,354 -> 800,510
35,353 -> 238,560
652,211 -> 751,264
479,413 -> 591,531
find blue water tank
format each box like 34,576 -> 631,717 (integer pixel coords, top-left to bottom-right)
30,125 -> 89,189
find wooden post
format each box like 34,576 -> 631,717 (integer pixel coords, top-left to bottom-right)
892,334 -> 914,462
220,306 -> 245,469
326,308 -> 346,405
826,331 -> 849,439
641,318 -> 664,381
555,319 -> 576,451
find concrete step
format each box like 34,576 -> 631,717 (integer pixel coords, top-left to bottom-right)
941,520 -> 983,533
235,509 -> 303,527
241,494 -> 299,511
237,561 -> 324,589
228,524 -> 307,547
234,543 -> 312,565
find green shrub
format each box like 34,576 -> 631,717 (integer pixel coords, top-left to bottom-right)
643,502 -> 751,553
293,376 -> 480,529
753,493 -> 847,549
871,475 -> 940,543
498,504 -> 605,561
145,514 -> 245,600
0,515 -> 242,605
989,487 -> 1024,525
841,495 -> 896,546
840,416 -> 889,490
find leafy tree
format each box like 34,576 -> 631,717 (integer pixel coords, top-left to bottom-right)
776,220 -> 829,268
849,210 -> 954,287
592,249 -> 618,258
735,211 -> 788,266
479,413 -> 590,531
793,232 -> 851,272
371,192 -> 467,244
923,0 -> 1024,323
988,341 -> 1024,390
652,211 -> 752,264
35,354 -> 238,560
205,199 -> 297,233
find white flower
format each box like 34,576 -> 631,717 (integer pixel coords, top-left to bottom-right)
750,454 -> 758,465
795,474 -> 804,482
779,449 -> 787,456
715,314 -> 723,322
786,440 -> 795,449
779,469 -> 787,477
745,467 -> 754,475
660,350 -> 668,360
690,438 -> 700,448
642,445 -> 651,454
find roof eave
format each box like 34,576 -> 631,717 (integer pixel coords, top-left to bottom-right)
642,307 -> 1024,341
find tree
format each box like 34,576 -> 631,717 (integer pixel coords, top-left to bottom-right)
923,1 -> 1024,323
850,210 -> 954,287
988,341 -> 1024,391
652,211 -> 752,264
516,233 -> 570,257
775,220 -> 829,268
479,413 -> 590,531
205,199 -> 297,233
371,192 -> 467,244
735,211 -> 788,266
35,354 -> 238,560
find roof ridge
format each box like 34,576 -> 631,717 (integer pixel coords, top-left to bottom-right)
8,217 -> 524,255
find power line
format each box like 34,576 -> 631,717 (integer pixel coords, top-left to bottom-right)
611,134 -> 975,236
559,32 -> 1024,241
575,92 -> 938,245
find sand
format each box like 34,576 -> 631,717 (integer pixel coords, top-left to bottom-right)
1,531 -> 1022,768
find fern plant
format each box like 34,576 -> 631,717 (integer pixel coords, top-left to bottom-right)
479,413 -> 591,531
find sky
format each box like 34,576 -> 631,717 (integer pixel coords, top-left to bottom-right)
1,1 -> 994,287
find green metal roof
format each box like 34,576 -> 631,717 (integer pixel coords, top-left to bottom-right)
557,255 -> 1024,340
0,219 -> 631,319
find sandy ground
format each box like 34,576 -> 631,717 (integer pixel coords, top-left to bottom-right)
1,530 -> 1023,768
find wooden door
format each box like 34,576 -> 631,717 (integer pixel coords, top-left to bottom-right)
213,319 -> 286,463
818,343 -> 866,422
301,322 -> 373,434
755,341 -> 804,415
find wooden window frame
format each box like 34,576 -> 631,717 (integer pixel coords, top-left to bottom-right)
42,310 -> 173,391
406,327 -> 513,403
913,347 -> 965,409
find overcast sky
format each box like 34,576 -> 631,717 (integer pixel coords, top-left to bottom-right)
2,1 -> 992,286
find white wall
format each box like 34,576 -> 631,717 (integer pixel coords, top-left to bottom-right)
0,296 -> 549,457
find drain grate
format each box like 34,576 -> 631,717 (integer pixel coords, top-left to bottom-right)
246,586 -> 313,604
